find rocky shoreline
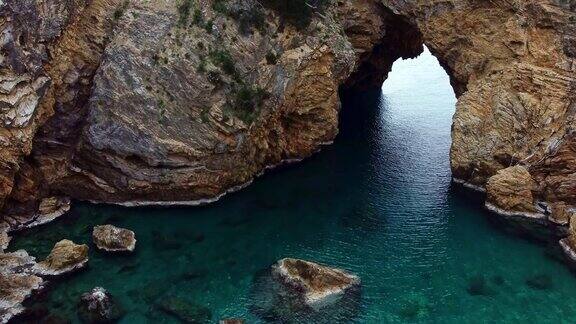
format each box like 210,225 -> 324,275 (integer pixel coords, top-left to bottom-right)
0,239 -> 88,323
1,0 -> 575,321
1,0 -> 572,237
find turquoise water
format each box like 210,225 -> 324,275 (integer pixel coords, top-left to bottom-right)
10,48 -> 576,323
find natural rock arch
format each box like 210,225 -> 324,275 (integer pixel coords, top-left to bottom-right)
0,0 -> 574,234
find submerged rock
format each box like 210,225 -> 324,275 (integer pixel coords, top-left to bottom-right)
35,240 -> 88,276
466,275 -> 495,296
92,225 -> 136,253
78,287 -> 124,323
250,258 -> 361,323
397,292 -> 432,320
272,258 -> 360,308
156,296 -> 212,323
525,274 -> 553,290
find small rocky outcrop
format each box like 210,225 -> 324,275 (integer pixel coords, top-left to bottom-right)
92,225 -> 136,253
273,258 -> 360,308
485,166 -> 539,217
549,202 -> 573,226
0,251 -> 44,323
35,239 -> 88,276
78,287 -> 124,323
250,258 -> 361,323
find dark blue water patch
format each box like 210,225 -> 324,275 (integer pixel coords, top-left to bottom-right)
10,48 -> 576,323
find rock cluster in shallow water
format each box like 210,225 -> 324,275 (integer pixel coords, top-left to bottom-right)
272,258 -> 361,308
250,258 -> 361,323
0,239 -> 88,323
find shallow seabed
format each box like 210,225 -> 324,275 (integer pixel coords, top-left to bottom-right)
11,48 -> 576,323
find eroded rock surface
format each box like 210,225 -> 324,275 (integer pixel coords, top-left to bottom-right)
36,239 -> 88,275
78,287 -> 124,324
560,214 -> 576,265
250,258 -> 361,323
486,166 -> 539,216
273,258 -> 360,308
93,224 -> 136,252
0,251 -> 43,324
0,0 -> 576,319
0,0 -> 571,229
549,202 -> 574,226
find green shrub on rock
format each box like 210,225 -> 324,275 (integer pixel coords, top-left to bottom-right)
261,0 -> 330,29
232,84 -> 269,124
177,0 -> 194,26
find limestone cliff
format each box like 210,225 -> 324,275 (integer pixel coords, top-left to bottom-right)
1,0 -> 576,321
0,0 -> 574,269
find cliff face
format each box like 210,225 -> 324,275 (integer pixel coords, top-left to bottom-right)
0,0 -> 575,321
393,1 -> 576,208
0,1 -> 574,238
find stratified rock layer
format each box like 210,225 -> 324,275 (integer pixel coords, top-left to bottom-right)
36,239 -> 88,275
0,0 -> 572,229
0,0 -> 575,318
92,224 -> 136,252
272,258 -> 360,308
0,239 -> 88,323
486,166 -> 539,216
0,251 -> 43,323
0,0 -> 571,227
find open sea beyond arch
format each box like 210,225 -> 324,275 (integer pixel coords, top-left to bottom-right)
10,48 -> 576,323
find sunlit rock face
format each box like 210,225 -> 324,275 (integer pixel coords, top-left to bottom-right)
388,1 -> 576,207
92,224 -> 136,253
486,166 -> 538,216
249,259 -> 361,323
0,0 -> 575,320
35,239 -> 88,276
0,0 -> 574,254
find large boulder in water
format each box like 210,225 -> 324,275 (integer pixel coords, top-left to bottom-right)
35,239 -> 88,275
250,258 -> 361,323
92,225 -> 136,253
78,287 -> 124,323
273,258 -> 360,308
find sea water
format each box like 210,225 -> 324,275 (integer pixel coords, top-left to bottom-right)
10,48 -> 576,323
